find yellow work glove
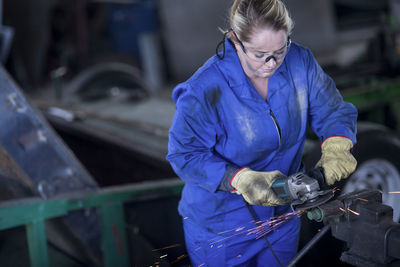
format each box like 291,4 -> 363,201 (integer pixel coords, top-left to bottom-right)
316,136 -> 357,185
230,168 -> 288,206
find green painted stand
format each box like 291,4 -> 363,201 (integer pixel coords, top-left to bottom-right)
0,179 -> 184,267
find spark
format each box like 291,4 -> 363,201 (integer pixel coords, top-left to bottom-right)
152,243 -> 181,252
246,211 -> 303,240
216,225 -> 248,235
149,210 -> 304,266
357,198 -> 368,202
389,191 -> 400,194
208,210 -> 304,248
184,217 -> 189,219
210,227 -> 251,245
332,187 -> 341,193
347,208 -> 360,216
254,220 -> 286,239
170,254 -> 188,264
339,207 -> 360,215
217,229 -> 233,235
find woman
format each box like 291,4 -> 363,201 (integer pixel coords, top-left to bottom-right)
167,0 -> 358,266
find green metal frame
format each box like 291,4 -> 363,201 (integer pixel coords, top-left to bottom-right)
342,78 -> 400,130
343,78 -> 400,111
0,179 -> 184,267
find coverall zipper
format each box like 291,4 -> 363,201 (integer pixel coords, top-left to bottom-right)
269,109 -> 282,146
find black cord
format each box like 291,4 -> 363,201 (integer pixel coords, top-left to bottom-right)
215,29 -> 232,60
244,199 -> 285,267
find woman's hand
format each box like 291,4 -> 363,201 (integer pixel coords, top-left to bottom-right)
230,168 -> 289,206
316,136 -> 357,185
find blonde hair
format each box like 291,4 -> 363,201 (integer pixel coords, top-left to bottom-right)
229,0 -> 294,42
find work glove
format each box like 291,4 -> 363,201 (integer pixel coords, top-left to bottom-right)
230,167 -> 288,206
316,136 -> 357,185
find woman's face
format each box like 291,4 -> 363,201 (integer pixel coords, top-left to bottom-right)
234,27 -> 289,80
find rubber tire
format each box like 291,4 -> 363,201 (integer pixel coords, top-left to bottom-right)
63,62 -> 151,103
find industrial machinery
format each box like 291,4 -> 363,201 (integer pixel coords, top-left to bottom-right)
290,189 -> 400,267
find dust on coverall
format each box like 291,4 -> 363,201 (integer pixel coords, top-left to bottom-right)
167,38 -> 357,266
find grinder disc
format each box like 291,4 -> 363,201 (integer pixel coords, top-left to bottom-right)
293,190 -> 334,211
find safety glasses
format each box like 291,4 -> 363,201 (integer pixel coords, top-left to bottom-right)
233,31 -> 291,64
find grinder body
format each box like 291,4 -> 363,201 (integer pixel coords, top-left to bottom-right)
271,168 -> 333,210
271,172 -> 321,201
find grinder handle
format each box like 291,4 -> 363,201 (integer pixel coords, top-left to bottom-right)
271,177 -> 292,200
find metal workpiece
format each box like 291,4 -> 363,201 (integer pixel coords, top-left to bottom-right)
307,189 -> 382,222
307,199 -> 344,222
308,189 -> 400,266
387,227 -> 400,260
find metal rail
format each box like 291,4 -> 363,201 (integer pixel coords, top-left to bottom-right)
0,178 -> 184,267
286,224 -> 331,267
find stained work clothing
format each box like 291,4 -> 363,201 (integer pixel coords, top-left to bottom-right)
167,38 -> 357,265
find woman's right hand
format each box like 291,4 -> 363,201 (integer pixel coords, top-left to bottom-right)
230,168 -> 289,206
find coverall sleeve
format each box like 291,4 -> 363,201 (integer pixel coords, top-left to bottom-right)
167,87 -> 235,193
305,49 -> 358,144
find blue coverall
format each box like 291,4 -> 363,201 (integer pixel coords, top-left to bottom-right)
167,38 -> 357,266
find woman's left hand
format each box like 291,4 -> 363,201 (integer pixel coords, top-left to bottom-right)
316,136 -> 357,185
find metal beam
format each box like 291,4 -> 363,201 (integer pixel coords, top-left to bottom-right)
26,219 -> 50,267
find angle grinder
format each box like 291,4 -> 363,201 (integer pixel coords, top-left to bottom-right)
271,167 -> 334,210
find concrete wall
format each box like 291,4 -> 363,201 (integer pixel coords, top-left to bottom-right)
4,0 -> 55,90
159,0 -> 338,83
285,0 -> 337,57
159,0 -> 232,83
